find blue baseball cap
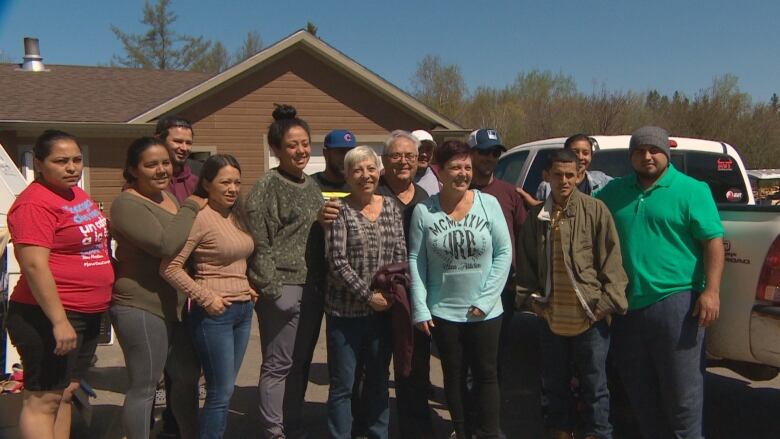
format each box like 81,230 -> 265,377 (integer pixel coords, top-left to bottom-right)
467,128 -> 505,151
324,129 -> 357,149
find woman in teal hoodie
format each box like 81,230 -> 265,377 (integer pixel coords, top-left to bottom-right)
409,140 -> 512,439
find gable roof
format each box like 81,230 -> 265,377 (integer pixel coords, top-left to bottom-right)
129,30 -> 464,130
0,64 -> 210,123
0,31 -> 464,131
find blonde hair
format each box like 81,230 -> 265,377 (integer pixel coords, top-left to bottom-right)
343,145 -> 379,173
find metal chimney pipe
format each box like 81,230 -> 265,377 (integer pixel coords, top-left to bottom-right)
21,37 -> 46,72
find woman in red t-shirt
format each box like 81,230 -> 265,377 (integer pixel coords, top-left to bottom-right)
5,130 -> 114,439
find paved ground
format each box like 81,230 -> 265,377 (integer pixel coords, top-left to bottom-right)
2,312 -> 780,438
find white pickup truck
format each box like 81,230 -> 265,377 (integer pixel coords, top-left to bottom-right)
496,135 -> 780,380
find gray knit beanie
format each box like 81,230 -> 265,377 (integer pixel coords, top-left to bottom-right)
629,126 -> 670,158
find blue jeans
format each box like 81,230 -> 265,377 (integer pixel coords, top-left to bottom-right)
326,313 -> 392,439
190,300 -> 253,439
610,291 -> 705,439
540,319 -> 612,439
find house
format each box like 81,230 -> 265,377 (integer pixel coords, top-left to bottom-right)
0,30 -> 467,213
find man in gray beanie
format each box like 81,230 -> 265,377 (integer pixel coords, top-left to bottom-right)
629,125 -> 671,158
596,126 -> 724,438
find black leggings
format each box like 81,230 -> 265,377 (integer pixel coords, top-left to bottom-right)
432,316 -> 502,439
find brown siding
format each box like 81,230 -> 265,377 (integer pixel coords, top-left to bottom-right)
3,48 -> 439,215
80,137 -> 130,215
176,48 -> 430,186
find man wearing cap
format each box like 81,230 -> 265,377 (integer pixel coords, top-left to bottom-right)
596,126 -> 724,439
312,129 -> 357,193
467,128 -> 528,376
411,129 -> 441,196
517,148 -> 627,439
285,130 -> 356,437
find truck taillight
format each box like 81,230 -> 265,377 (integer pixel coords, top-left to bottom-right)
757,236 -> 780,303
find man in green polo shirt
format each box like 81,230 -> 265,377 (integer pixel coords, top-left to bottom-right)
596,126 -> 724,439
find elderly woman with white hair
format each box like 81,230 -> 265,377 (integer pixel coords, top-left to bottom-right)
324,145 -> 407,439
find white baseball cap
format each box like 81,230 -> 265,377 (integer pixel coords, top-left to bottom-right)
411,129 -> 434,143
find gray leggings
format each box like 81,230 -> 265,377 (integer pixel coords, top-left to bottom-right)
256,285 -> 303,439
110,305 -> 168,439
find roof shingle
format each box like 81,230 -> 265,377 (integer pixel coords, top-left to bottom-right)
0,64 -> 210,122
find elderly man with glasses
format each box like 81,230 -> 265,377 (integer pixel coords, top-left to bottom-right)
375,130 -> 435,438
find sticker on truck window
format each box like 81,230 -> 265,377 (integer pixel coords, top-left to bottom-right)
726,188 -> 743,202
717,158 -> 734,171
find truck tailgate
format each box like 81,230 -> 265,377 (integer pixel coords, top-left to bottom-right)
707,206 -> 780,368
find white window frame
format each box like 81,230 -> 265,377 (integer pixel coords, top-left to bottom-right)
191,145 -> 217,157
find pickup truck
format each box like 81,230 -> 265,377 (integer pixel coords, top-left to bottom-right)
495,135 -> 780,380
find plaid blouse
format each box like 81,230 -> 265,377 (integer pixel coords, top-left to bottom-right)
325,196 -> 407,317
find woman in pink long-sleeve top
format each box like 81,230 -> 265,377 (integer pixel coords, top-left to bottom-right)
161,154 -> 256,439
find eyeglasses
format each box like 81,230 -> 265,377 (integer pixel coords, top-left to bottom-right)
384,152 -> 418,162
476,148 -> 502,158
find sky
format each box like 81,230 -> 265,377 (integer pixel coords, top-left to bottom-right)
1,0 -> 779,102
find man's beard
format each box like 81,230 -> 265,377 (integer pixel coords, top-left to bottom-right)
636,162 -> 667,180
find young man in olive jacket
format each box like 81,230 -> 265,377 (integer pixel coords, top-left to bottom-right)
516,148 -> 628,439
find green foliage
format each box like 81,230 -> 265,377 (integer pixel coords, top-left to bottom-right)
233,32 -> 263,64
190,41 -> 230,74
410,55 -> 468,122
111,0 -> 210,70
111,0 -> 262,73
410,53 -> 780,168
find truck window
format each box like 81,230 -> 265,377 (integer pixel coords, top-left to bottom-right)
684,151 -> 748,204
590,150 -> 685,178
495,150 -> 529,186
523,149 -> 556,195
590,151 -> 632,178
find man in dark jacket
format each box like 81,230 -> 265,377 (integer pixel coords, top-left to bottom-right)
468,128 -> 528,376
517,148 -> 628,439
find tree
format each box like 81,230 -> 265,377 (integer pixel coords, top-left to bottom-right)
410,54 -> 468,122
190,41 -> 230,73
463,86 -> 521,142
233,31 -> 263,64
511,70 -> 580,139
111,0 -> 214,71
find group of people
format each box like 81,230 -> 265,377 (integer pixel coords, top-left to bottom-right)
515,127 -> 723,439
3,100 -> 724,439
